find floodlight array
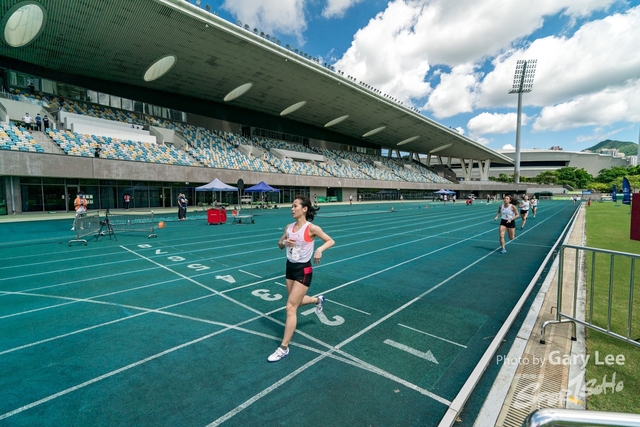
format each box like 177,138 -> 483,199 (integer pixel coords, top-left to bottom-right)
509,59 -> 537,93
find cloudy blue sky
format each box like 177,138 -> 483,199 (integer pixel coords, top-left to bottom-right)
200,0 -> 640,153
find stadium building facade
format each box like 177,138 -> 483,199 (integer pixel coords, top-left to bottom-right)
0,0 -> 520,215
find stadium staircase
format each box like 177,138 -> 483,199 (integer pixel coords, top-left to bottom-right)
30,130 -> 63,154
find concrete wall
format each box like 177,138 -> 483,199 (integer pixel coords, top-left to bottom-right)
0,150 -> 522,190
60,111 -> 157,144
0,150 -> 525,213
0,98 -> 50,127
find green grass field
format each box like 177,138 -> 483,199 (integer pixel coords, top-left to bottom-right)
585,202 -> 640,413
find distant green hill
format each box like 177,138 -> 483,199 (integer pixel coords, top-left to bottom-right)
583,139 -> 638,156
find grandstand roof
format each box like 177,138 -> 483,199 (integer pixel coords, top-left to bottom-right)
0,0 -> 513,164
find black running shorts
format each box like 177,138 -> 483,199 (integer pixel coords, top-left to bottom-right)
500,219 -> 516,229
286,260 -> 313,287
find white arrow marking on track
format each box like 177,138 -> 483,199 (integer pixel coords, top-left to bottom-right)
215,275 -> 236,283
383,339 -> 438,364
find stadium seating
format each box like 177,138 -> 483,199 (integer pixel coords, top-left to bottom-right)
0,123 -> 45,153
48,129 -> 195,165
6,94 -> 453,184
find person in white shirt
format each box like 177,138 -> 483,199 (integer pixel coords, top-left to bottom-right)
268,195 -> 335,362
22,113 -> 32,131
494,195 -> 520,254
519,195 -> 531,230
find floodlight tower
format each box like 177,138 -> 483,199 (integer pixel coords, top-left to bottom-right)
509,59 -> 537,183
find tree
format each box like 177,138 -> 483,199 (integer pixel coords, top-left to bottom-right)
555,167 -> 593,189
612,176 -> 640,192
587,182 -> 611,193
532,170 -> 557,185
595,166 -> 630,183
495,173 -> 513,183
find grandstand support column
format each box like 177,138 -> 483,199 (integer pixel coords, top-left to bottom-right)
425,154 -> 432,166
460,158 -> 469,179
479,159 -> 491,181
460,158 -> 473,181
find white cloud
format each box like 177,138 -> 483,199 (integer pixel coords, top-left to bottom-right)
576,127 -> 625,143
502,144 -> 515,150
467,112 -> 528,137
323,0 -> 365,18
479,5 -> 640,111
333,0 -> 623,118
334,1 -> 431,101
222,0 -> 307,42
533,78 -> 640,131
425,63 -> 478,118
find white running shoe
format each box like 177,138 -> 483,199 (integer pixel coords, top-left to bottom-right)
71,227 -> 75,231
316,295 -> 325,313
268,346 -> 289,362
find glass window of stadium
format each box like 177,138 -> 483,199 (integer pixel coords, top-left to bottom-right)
121,98 -> 133,111
57,83 -> 87,101
0,180 -> 7,215
110,95 -> 121,109
41,79 -> 56,94
21,183 -> 44,212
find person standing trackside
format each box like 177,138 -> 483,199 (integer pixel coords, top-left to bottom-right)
494,195 -> 519,254
268,195 -> 335,362
519,195 -> 530,230
123,193 -> 131,210
71,192 -> 88,231
349,194 -> 353,206
177,193 -> 188,220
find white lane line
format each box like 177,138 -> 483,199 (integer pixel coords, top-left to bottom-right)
207,354 -> 330,426
398,324 -> 467,348
0,213 -> 533,420
0,329 -> 226,421
206,229 -> 501,425
333,228 -> 497,353
384,339 -> 439,364
239,269 -> 262,278
325,298 -> 371,315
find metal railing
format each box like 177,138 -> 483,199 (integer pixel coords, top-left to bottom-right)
69,211 -> 101,246
523,408 -> 640,426
541,244 -> 639,348
106,210 -> 157,239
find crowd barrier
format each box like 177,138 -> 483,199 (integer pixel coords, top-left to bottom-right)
106,211 -> 157,239
68,211 -> 101,246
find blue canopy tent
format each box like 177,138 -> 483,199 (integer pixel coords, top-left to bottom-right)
195,178 -> 238,207
243,181 -> 280,209
435,189 -> 456,195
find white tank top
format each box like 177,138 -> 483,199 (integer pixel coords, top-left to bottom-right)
520,200 -> 530,211
501,204 -> 516,220
286,222 -> 314,263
